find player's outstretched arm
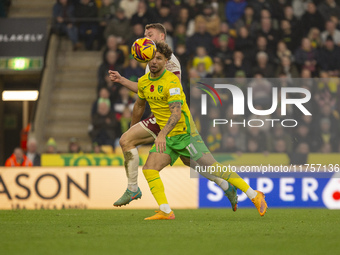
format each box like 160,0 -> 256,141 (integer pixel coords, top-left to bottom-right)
131,97 -> 146,127
155,101 -> 182,153
108,70 -> 138,93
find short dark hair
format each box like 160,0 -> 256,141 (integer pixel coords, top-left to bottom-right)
155,41 -> 172,60
145,23 -> 167,39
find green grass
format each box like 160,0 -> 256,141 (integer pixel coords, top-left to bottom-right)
1,209 -> 339,255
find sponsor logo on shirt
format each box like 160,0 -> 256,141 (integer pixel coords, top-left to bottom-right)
169,88 -> 180,96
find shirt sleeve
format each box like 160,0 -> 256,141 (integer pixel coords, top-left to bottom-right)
137,79 -> 145,100
166,76 -> 183,105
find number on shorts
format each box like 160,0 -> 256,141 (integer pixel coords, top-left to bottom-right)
186,143 -> 198,157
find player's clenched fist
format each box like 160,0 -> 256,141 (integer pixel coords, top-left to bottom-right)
108,70 -> 121,83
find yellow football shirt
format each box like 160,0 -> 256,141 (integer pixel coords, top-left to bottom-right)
138,69 -> 191,137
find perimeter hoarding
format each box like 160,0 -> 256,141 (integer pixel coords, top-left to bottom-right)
199,172 -> 340,209
0,167 -> 198,210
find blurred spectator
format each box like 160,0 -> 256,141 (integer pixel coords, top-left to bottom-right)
192,46 -> 213,74
209,60 -> 225,78
292,0 -> 308,19
0,0 -> 11,17
68,137 -> 82,153
114,87 -> 135,120
276,40 -> 292,64
92,142 -> 104,153
26,138 -> 41,166
249,36 -> 275,65
280,19 -> 300,52
5,147 -> 33,167
53,0 -> 81,51
293,124 -> 312,151
314,118 -> 339,152
123,56 -> 144,82
260,8 -> 279,30
194,63 -> 209,78
275,55 -> 300,78
130,1 -> 156,27
235,26 -> 254,58
98,50 -> 122,88
104,7 -> 132,44
92,87 -> 112,116
248,0 -> 272,21
195,4 -> 221,36
307,28 -> 322,49
120,107 -> 132,133
173,24 -> 187,48
273,139 -> 288,153
268,124 -> 292,154
246,139 -> 261,153
97,0 -> 116,48
213,22 -> 235,51
226,124 -> 247,152
317,0 -> 340,21
75,0 -> 99,50
176,7 -> 195,37
227,50 -> 252,77
127,23 -> 145,48
252,51 -> 275,78
119,0 -> 139,19
301,2 -> 325,34
283,5 -> 300,33
248,73 -> 272,107
290,142 -> 310,164
175,43 -> 189,81
102,35 -> 125,66
207,126 -> 222,152
321,20 -> 340,45
330,15 -> 340,30
220,135 -> 237,153
234,6 -> 259,37
246,127 -> 268,152
318,35 -> 340,74
320,142 -> 333,153
258,18 -> 278,53
156,4 -> 174,28
214,33 -> 233,66
225,0 -> 247,26
89,101 -> 121,150
46,138 -> 58,154
294,38 -> 318,74
186,17 -> 214,56
182,0 -> 203,20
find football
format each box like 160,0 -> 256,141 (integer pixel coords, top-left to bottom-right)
131,37 -> 156,63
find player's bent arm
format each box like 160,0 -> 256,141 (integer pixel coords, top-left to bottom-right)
159,101 -> 182,136
155,101 -> 182,153
108,70 -> 138,93
119,78 -> 138,93
131,97 -> 146,127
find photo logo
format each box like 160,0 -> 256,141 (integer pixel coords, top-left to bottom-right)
197,82 -> 222,109
197,83 -> 312,128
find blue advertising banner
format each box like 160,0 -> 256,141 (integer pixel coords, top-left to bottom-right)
199,173 -> 340,209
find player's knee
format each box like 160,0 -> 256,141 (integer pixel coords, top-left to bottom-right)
119,132 -> 133,149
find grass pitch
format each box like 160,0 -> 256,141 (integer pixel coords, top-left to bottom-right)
1,208 -> 339,255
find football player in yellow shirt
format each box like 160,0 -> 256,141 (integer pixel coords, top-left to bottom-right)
133,41 -> 267,220
109,23 -> 237,210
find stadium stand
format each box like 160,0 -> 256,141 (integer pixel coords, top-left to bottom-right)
2,0 -> 340,158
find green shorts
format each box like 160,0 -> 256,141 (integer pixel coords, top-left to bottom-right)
149,132 -> 210,166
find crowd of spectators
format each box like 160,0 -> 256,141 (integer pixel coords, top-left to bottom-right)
50,0 -> 340,156
0,0 -> 11,17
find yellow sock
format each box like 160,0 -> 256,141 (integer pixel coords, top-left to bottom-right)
143,169 -> 168,205
211,162 -> 250,193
